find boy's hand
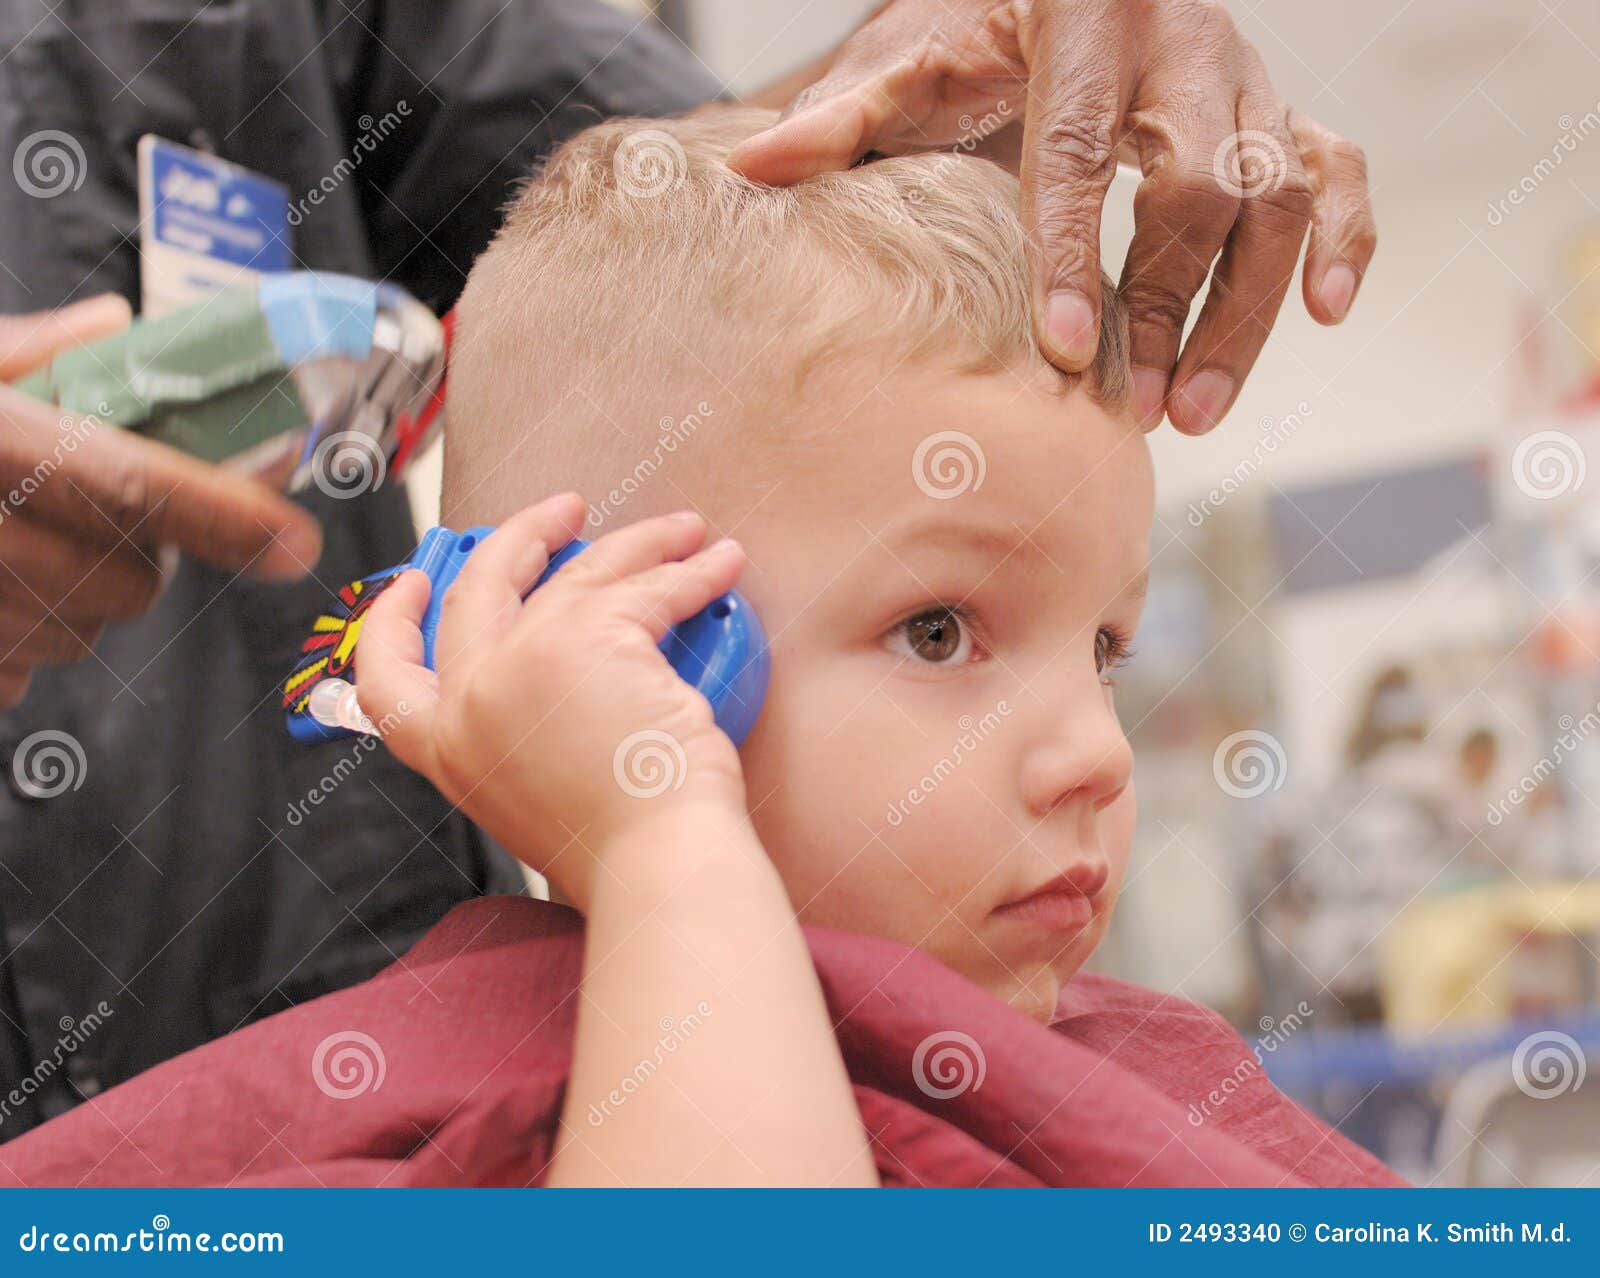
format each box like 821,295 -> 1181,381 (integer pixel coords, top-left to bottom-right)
356,493 -> 751,909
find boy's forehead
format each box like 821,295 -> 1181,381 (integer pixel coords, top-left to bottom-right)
774,368 -> 1153,544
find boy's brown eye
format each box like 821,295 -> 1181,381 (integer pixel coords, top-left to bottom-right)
901,609 -> 968,664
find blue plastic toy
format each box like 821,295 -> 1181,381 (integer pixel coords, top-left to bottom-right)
284,525 -> 769,747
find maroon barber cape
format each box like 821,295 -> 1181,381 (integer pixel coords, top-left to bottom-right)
0,897 -> 1402,1188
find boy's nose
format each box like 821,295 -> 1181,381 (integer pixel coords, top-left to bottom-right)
1018,683 -> 1134,820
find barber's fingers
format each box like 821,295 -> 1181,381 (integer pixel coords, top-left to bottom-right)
0,294 -> 131,379
602,538 -> 747,644
1015,10 -> 1133,373
0,385 -> 322,581
356,569 -> 438,768
431,493 -> 587,679
1166,104 -> 1313,436
1117,107 -> 1244,430
1291,110 -> 1377,325
0,517 -> 162,622
724,4 -> 933,184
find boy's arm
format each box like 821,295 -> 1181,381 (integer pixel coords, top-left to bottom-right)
547,801 -> 877,1187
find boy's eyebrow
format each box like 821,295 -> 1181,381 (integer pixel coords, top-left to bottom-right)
877,517 -> 1150,603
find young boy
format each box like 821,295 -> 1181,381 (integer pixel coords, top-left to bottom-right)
348,108 -> 1384,1186
0,109 -> 1400,1190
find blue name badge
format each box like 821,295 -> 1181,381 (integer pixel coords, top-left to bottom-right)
137,135 -> 291,316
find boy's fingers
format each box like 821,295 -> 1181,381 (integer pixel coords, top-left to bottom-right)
434,494 -> 586,678
545,510 -> 709,595
611,538 -> 748,644
356,569 -> 437,757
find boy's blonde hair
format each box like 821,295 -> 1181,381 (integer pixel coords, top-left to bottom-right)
444,107 -> 1130,524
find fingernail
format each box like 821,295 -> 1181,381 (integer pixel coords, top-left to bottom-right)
1131,366 -> 1168,430
707,537 -> 741,558
1045,290 -> 1098,367
1319,265 -> 1357,321
1173,371 -> 1235,434
671,510 -> 702,527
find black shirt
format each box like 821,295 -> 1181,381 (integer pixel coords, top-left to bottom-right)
0,0 -> 718,1136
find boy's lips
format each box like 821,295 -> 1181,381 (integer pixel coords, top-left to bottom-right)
993,861 -> 1109,932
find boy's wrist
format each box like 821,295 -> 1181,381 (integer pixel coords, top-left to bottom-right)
561,800 -> 771,912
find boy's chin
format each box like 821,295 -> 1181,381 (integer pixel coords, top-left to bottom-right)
998,966 -> 1067,1025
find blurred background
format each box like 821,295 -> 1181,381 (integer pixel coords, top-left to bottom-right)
579,0 -> 1600,1185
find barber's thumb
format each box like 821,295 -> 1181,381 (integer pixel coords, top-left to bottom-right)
0,293 -> 132,379
726,87 -> 875,185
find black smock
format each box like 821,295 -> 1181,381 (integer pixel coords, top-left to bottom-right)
0,0 -> 719,1137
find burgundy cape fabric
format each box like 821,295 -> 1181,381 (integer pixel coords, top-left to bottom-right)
0,897 -> 1403,1188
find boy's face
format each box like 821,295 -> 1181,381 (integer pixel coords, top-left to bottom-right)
724,365 -> 1154,1023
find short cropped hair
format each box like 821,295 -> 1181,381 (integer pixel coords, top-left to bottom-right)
444,107 -> 1131,524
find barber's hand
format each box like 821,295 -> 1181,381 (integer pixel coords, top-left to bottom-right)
356,494 -> 750,913
728,0 -> 1377,435
0,295 -> 323,705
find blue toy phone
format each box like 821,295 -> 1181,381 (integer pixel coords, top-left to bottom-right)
284,525 -> 769,747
